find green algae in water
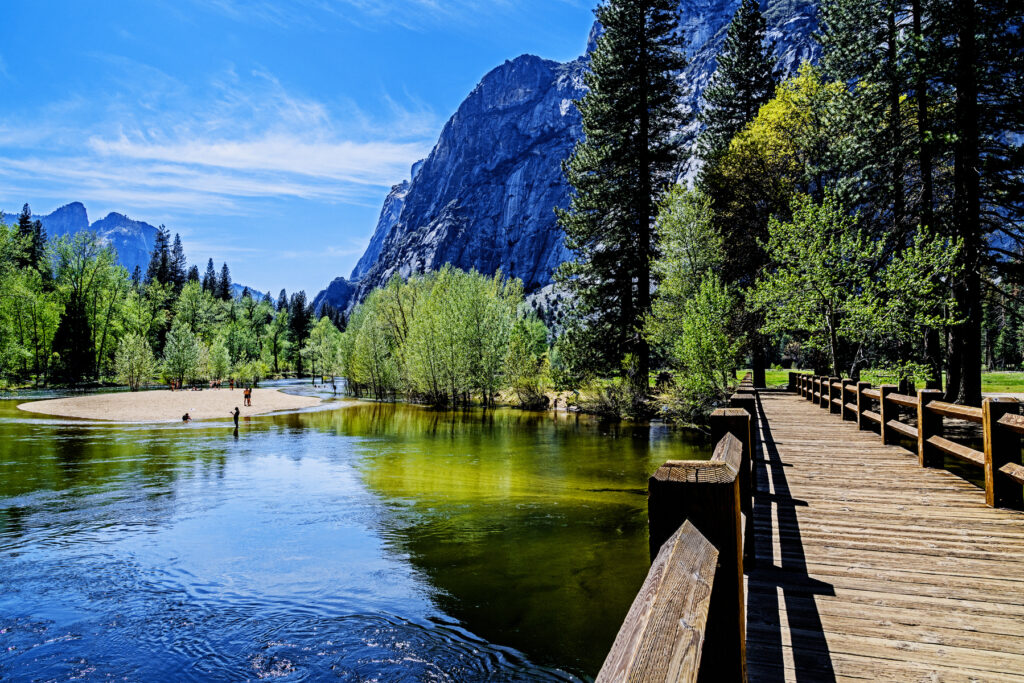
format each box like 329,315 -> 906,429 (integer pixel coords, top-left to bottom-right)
0,391 -> 708,679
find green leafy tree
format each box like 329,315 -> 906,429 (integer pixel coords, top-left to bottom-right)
163,318 -> 202,386
557,0 -> 688,392
505,316 -> 550,408
752,191 -> 960,379
208,337 -> 231,380
115,332 -> 155,391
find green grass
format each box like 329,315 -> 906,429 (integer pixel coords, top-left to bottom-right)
761,369 -> 1024,394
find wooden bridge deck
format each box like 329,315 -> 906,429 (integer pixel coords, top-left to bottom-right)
746,390 -> 1024,682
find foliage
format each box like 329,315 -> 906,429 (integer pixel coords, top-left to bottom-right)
556,0 -> 688,388
698,0 -> 778,162
338,267 -> 536,407
752,192 -> 960,379
162,318 -> 203,385
115,333 -> 155,391
505,315 -> 550,408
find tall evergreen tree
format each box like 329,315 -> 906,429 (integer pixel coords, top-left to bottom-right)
288,290 -> 312,375
697,0 -> 778,162
277,289 -> 289,312
217,263 -> 232,301
52,294 -> 93,385
187,265 -> 200,283
145,226 -> 171,284
696,0 -> 778,387
202,258 -> 217,293
556,0 -> 688,392
15,204 -> 47,273
170,233 -> 188,290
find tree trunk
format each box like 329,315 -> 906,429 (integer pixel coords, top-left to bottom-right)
948,0 -> 983,406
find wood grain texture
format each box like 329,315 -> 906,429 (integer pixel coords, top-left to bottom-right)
927,400 -> 984,423
747,391 -> 1024,682
596,521 -> 717,683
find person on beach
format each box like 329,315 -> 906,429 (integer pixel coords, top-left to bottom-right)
182,412 -> 191,423
230,378 -> 235,390
231,407 -> 240,429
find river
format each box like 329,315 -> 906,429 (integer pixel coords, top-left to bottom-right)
0,381 -> 707,681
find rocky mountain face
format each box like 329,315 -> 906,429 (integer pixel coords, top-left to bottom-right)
37,202 -> 159,275
312,276 -> 356,315
315,0 -> 820,313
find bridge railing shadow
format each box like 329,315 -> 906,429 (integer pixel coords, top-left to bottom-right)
747,390 -> 837,682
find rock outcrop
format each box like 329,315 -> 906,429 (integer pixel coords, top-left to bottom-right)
316,0 -> 821,311
36,202 -> 159,275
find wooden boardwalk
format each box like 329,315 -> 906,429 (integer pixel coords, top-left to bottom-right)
746,390 -> 1024,682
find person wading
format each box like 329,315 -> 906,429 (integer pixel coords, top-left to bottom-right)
231,407 -> 240,429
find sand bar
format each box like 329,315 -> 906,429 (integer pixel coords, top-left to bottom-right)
17,387 -> 321,422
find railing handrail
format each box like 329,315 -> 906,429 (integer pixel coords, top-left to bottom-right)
787,371 -> 1023,510
601,393 -> 757,682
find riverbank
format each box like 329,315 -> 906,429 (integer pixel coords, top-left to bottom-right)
17,387 -> 321,422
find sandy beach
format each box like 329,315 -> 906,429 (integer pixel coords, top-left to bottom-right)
17,387 -> 321,422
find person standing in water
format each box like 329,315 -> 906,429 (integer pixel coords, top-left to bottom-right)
231,407 -> 240,429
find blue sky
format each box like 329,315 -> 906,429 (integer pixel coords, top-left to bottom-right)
0,0 -> 595,295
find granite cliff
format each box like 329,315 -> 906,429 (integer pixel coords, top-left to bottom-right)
316,0 -> 820,313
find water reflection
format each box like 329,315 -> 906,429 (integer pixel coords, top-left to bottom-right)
0,388 -> 707,680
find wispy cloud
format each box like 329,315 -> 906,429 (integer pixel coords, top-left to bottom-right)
0,63 -> 437,214
194,0 -> 583,32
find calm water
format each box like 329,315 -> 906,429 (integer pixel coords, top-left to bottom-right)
0,382 -> 707,681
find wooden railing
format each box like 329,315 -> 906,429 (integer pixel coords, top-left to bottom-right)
791,372 -> 1024,509
597,373 -> 756,682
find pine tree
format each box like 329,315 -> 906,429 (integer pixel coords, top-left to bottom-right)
202,258 -> 217,292
170,233 -> 188,290
187,265 -> 200,283
698,0 -> 778,162
288,290 -> 312,375
15,204 -> 47,273
277,289 -> 289,312
52,294 -> 93,385
145,226 -> 171,284
556,0 -> 688,392
217,263 -> 232,301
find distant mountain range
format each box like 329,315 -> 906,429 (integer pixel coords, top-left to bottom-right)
8,201 -> 264,298
314,0 -> 820,314
32,201 -> 158,275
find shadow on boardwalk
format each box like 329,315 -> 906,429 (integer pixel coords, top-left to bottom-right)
747,391 -> 837,682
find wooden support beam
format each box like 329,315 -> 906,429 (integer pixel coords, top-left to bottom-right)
878,385 -> 897,445
819,376 -> 830,410
983,398 -> 1022,509
916,389 -> 944,468
829,377 -> 842,414
841,379 -> 856,421
856,381 -> 871,430
648,433 -> 746,683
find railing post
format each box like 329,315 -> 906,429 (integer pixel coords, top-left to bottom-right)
788,371 -> 797,392
810,376 -> 819,405
840,379 -> 856,421
879,385 -> 897,444
819,376 -> 830,410
648,430 -> 746,683
917,389 -> 944,468
716,406 -> 753,507
725,397 -> 757,567
983,398 -> 1022,509
856,382 -> 871,430
829,377 -> 842,415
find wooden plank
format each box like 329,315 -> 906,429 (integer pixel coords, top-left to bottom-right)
745,391 -> 1024,682
927,400 -> 983,423
997,412 -> 1024,435
1000,461 -> 1024,485
887,392 -> 918,409
862,388 -> 880,400
596,521 -> 716,683
926,435 -> 985,467
886,419 -> 918,441
861,409 -> 881,424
